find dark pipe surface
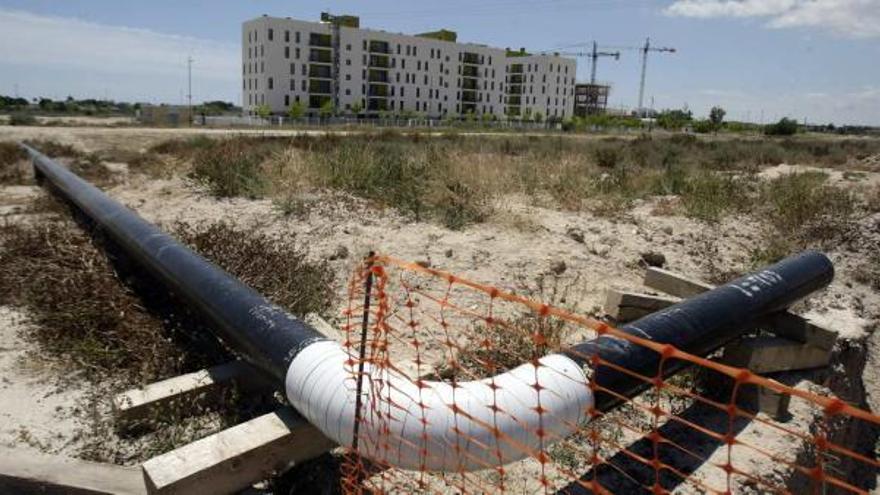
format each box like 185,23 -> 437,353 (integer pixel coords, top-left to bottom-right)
567,250 -> 834,411
25,144 -> 833,414
22,144 -> 327,382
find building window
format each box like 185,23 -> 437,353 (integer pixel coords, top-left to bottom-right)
260,45 -> 264,56
363,40 -> 367,50
268,29 -> 274,41
295,32 -> 300,43
396,73 -> 400,82
401,59 -> 406,69
290,63 -> 295,74
285,46 -> 290,59
346,59 -> 351,66
424,74 -> 428,85
302,64 -> 306,75
302,80 -> 306,91
396,44 -> 401,54
413,46 -> 417,56
406,45 -> 411,56
295,48 -> 300,59
261,61 -> 264,72
285,30 -> 290,42
425,62 -> 429,71
345,88 -> 351,95
346,74 -> 351,81
401,87 -> 405,96
285,94 -> 290,106
290,79 -> 295,90
346,43 -> 351,50
416,88 -> 420,97
268,77 -> 273,90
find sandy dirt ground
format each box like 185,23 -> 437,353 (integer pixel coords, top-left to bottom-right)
1,125 -> 879,493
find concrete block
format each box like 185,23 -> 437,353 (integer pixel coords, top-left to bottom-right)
766,313 -> 838,351
721,336 -> 831,374
142,407 -> 334,495
0,447 -> 145,495
604,289 -> 679,323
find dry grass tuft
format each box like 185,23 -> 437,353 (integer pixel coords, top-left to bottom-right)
0,141 -> 29,184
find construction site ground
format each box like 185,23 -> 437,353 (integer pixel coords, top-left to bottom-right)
1,124 -> 879,493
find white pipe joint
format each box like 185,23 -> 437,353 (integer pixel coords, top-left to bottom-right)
285,340 -> 592,472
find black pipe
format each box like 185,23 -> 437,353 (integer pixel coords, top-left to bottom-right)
23,144 -> 834,416
21,144 -> 328,382
567,250 -> 833,411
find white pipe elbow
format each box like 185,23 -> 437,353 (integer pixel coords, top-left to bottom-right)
285,340 -> 592,472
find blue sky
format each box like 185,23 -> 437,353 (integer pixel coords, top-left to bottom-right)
0,0 -> 878,124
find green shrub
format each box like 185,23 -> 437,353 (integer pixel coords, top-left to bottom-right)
760,172 -> 854,240
190,139 -> 269,198
765,117 -> 799,136
593,145 -> 621,169
9,113 -> 37,126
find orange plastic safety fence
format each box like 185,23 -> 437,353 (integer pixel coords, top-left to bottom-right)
337,255 -> 879,494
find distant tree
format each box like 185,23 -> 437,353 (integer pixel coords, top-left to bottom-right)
656,108 -> 692,130
287,101 -> 306,120
533,111 -> 543,123
764,117 -> 799,136
255,104 -> 271,119
480,112 -> 493,123
709,106 -> 726,132
464,110 -> 476,122
522,107 -> 533,123
318,100 -> 335,119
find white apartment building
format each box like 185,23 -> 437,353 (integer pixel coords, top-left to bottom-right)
242,14 -> 576,120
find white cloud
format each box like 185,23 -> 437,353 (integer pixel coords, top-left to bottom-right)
0,9 -> 239,101
664,0 -> 880,38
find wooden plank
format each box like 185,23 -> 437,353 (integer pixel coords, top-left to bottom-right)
0,447 -> 145,495
721,336 -> 831,374
604,289 -> 679,323
113,360 -> 268,423
644,267 -> 837,349
643,266 -> 714,298
142,407 -> 334,495
113,314 -> 338,423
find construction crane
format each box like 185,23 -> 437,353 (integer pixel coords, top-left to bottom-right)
550,41 -> 621,84
636,38 -> 675,117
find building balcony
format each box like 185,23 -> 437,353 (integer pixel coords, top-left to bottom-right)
368,40 -> 390,54
507,74 -> 524,84
367,98 -> 388,111
506,106 -> 521,116
308,80 -> 332,94
462,65 -> 479,78
309,95 -> 331,109
368,55 -> 390,68
461,91 -> 477,103
462,52 -> 481,65
309,50 -> 332,63
309,33 -> 332,47
509,64 -> 523,74
462,78 -> 478,90
309,65 -> 333,79
367,84 -> 389,97
506,95 -> 522,106
367,70 -> 389,83
507,86 -> 522,95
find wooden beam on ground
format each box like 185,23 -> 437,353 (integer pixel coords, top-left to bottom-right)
604,289 -> 679,323
113,314 -> 339,424
643,267 -> 714,298
720,336 -> 831,374
643,267 -> 837,349
0,447 -> 145,495
112,360 -> 268,423
142,407 -> 335,495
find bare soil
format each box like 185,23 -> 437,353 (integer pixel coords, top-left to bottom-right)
1,125 -> 878,493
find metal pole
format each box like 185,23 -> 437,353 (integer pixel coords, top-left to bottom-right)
637,38 -> 649,117
187,56 -> 193,126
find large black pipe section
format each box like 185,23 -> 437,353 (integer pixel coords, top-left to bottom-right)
21,143 -> 328,382
567,250 -> 833,411
25,143 -> 834,471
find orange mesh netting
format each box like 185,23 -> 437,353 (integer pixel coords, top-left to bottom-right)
337,254 -> 879,494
